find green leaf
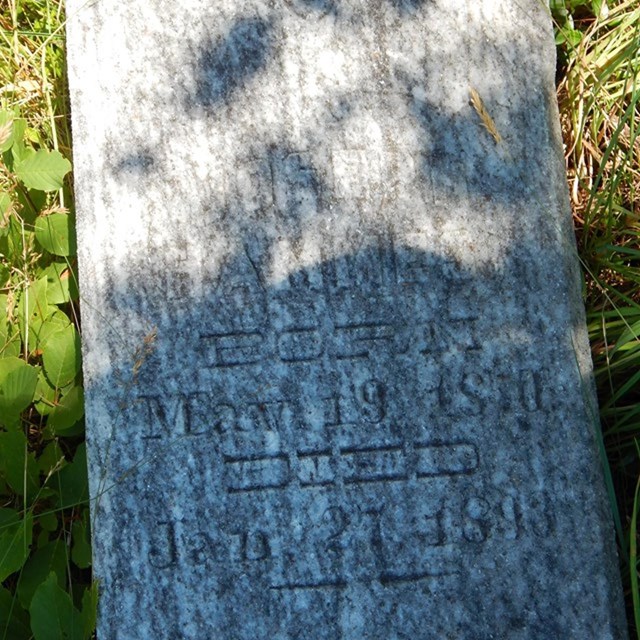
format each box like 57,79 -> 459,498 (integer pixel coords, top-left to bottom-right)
0,586 -> 31,640
71,510 -> 91,569
37,441 -> 65,476
39,511 -> 58,532
0,112 -> 26,155
52,444 -> 89,509
34,369 -> 58,416
0,510 -> 33,582
0,191 -> 12,238
17,539 -> 67,609
557,26 -> 582,47
0,357 -> 39,417
44,262 -> 79,304
0,428 -> 40,498
612,319 -> 640,356
34,212 -> 77,257
29,573 -> 84,640
0,111 -> 14,153
41,324 -> 81,388
15,149 -> 71,192
17,276 -> 51,352
80,582 -> 98,639
0,294 -> 21,359
36,309 -> 72,351
48,386 -> 85,434
9,118 -> 28,162
15,184 -> 45,224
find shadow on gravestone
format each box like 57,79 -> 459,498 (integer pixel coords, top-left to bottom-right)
82,192 -> 621,638
67,0 -> 627,637
387,0 -> 432,17
84,239 -> 621,639
192,16 -> 275,108
285,0 -> 339,18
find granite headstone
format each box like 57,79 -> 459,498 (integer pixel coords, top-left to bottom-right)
67,0 -> 627,638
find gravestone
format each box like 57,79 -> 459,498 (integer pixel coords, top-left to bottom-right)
66,1 -> 627,638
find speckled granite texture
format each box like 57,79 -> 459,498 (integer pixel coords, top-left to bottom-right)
66,1 -> 627,638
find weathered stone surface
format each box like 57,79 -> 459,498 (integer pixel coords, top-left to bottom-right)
67,1 -> 627,638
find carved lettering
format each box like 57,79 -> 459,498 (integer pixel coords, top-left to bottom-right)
335,323 -> 397,360
139,394 -> 186,440
223,454 -> 290,493
297,450 -> 335,486
415,443 -> 479,477
341,445 -> 406,484
231,158 -> 273,215
242,400 -> 289,434
272,151 -> 320,218
277,327 -> 323,362
149,521 -> 177,569
357,379 -> 386,423
202,331 -> 265,367
462,496 -> 491,543
234,530 -> 271,562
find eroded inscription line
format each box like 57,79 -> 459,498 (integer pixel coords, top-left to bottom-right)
379,571 -> 459,587
269,581 -> 348,591
222,442 -> 479,493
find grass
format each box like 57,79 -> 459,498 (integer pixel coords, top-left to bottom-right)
555,0 -> 640,633
0,1 -> 93,638
0,0 -> 638,637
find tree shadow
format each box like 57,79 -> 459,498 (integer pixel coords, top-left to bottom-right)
192,16 -> 274,108
83,222 -> 616,638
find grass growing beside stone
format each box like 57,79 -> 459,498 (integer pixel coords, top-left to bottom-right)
0,0 -> 637,638
0,1 -> 95,638
554,0 -> 640,633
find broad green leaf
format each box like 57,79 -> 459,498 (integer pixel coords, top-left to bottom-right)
0,112 -> 26,155
15,149 -> 71,192
0,192 -> 12,238
17,539 -> 67,609
0,428 -> 40,498
34,369 -> 58,415
36,309 -> 71,351
48,386 -> 85,433
0,192 -> 10,213
34,212 -> 77,257
0,508 -> 19,528
0,356 -> 39,417
0,111 -> 14,152
0,325 -> 21,358
44,262 -> 79,304
39,511 -> 58,532
9,118 -> 28,161
15,184 -> 45,224
52,444 -> 89,509
29,573 -> 84,640
0,510 -> 33,582
36,530 -> 49,550
72,510 -> 92,569
81,582 -> 98,638
0,586 -> 31,640
0,260 -> 9,284
37,441 -> 65,476
0,294 -> 21,359
41,324 -> 81,388
17,276 -> 51,352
